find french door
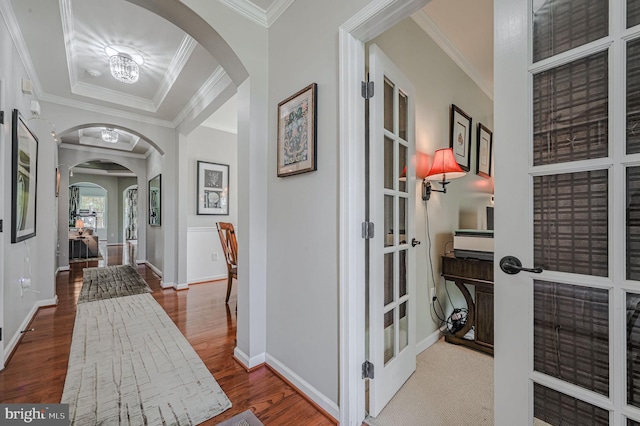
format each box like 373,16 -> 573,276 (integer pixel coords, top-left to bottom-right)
367,44 -> 416,417
495,0 -> 640,424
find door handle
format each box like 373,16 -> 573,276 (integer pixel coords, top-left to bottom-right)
499,256 -> 543,275
411,238 -> 421,247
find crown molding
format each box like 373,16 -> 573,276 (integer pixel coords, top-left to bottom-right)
60,142 -> 147,159
0,0 -> 43,96
71,81 -> 158,112
153,35 -> 198,107
411,9 -> 493,100
220,0 -> 296,27
60,0 -> 78,89
39,92 -> 174,128
174,66 -> 233,127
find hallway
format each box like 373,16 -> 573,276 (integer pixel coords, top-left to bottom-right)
0,245 -> 334,425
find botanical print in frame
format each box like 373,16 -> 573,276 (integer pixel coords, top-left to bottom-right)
450,104 -> 472,172
476,123 -> 493,178
277,83 -> 317,177
197,161 -> 229,215
11,109 -> 38,243
149,174 -> 161,226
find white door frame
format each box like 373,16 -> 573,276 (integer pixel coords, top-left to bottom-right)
338,1 -> 429,424
0,79 -> 5,369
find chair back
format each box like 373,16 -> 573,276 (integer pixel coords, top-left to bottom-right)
217,222 -> 238,270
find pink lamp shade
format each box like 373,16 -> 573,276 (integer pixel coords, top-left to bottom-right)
425,148 -> 466,181
75,219 -> 84,229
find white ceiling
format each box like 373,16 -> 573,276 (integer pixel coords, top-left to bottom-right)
4,0 -> 493,156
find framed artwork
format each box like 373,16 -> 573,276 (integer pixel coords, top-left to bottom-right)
476,123 -> 493,178
449,104 -> 472,172
277,83 -> 317,177
11,109 -> 38,243
197,161 -> 229,215
148,174 -> 161,226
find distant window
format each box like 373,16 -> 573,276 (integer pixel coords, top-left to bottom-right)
80,195 -> 106,228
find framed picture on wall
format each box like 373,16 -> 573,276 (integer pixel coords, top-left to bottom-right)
197,161 -> 229,215
149,174 -> 161,226
277,83 -> 317,177
476,123 -> 493,178
449,104 -> 472,172
11,109 -> 39,243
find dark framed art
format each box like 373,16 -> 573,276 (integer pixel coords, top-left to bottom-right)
449,104 -> 472,172
11,109 -> 38,243
149,174 -> 161,226
197,161 -> 229,215
476,123 -> 493,178
277,83 -> 317,177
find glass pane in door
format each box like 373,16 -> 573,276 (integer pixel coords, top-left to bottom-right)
384,78 -> 394,132
384,252 -> 394,306
399,302 -> 408,352
384,310 -> 395,364
384,194 -> 394,247
630,0 -> 640,29
534,383 -> 609,425
628,419 -> 640,426
627,292 -> 640,408
533,51 -> 608,166
398,91 -> 407,141
627,167 -> 640,280
532,0 -> 608,62
534,280 -> 609,396
628,39 -> 640,154
399,249 -> 407,298
399,144 -> 407,193
533,170 -> 608,276
384,137 -> 394,189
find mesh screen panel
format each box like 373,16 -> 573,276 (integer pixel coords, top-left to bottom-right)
627,167 -> 640,281
630,0 -> 640,29
627,293 -> 640,407
534,281 -> 609,396
628,39 -> 640,154
534,170 -> 609,277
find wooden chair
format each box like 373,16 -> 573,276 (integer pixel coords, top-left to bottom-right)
216,222 -> 238,304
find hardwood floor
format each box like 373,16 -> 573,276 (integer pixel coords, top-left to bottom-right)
0,244 -> 336,425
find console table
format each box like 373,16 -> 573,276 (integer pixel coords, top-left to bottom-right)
441,253 -> 494,355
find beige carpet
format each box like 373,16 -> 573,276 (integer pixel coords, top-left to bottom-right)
365,338 -> 493,426
62,293 -> 231,425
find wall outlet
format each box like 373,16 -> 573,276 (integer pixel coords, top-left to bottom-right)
20,278 -> 31,289
212,252 -> 218,261
430,287 -> 436,303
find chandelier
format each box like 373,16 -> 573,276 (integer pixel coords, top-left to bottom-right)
102,128 -> 119,143
109,53 -> 139,84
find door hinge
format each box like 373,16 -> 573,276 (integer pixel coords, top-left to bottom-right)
362,221 -> 375,239
362,360 -> 374,379
361,81 -> 374,99
0,219 -> 3,233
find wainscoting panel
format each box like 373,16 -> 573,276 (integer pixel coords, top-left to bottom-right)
187,227 -> 228,284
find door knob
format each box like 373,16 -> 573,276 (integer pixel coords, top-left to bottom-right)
411,238 -> 421,247
499,256 -> 543,275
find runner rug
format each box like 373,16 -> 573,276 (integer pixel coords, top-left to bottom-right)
61,292 -> 232,425
78,265 -> 152,303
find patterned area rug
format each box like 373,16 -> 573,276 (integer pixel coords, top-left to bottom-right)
62,293 -> 232,425
78,265 -> 152,303
216,410 -> 264,426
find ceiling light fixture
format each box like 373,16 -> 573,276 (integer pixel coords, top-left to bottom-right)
102,128 -> 119,143
109,53 -> 139,84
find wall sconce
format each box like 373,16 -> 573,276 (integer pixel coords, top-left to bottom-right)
422,148 -> 466,201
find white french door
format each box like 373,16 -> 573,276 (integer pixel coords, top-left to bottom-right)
367,44 -> 416,417
495,0 -> 640,424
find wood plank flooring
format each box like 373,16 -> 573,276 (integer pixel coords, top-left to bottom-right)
0,244 -> 335,425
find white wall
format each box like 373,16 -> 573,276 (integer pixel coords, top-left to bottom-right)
369,18 -> 494,344
0,12 -> 58,366
266,0 -> 372,408
186,125 -> 237,283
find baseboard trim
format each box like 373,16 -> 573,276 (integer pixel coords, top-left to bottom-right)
188,274 -> 226,284
174,282 -> 189,291
265,354 -> 339,423
160,281 -> 174,289
3,297 -> 58,368
145,261 -> 163,277
234,347 -> 266,370
417,328 -> 444,354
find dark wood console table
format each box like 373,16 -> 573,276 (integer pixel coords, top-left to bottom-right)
441,253 -> 494,355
